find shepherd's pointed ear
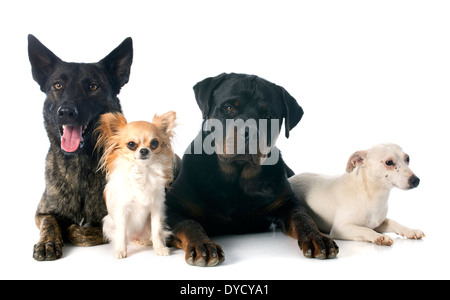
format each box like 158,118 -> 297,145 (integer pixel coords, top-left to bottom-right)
28,34 -> 62,91
100,37 -> 133,92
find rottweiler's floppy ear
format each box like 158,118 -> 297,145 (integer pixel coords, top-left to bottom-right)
280,87 -> 304,138
346,151 -> 367,173
28,34 -> 62,92
100,37 -> 133,92
193,73 -> 228,118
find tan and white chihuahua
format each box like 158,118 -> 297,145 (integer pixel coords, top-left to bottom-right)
96,111 -> 176,258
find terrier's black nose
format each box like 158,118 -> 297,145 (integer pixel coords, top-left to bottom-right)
408,175 -> 420,188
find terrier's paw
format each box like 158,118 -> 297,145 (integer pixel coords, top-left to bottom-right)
399,229 -> 425,240
372,234 -> 394,246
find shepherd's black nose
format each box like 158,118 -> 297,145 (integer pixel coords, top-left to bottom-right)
140,148 -> 149,156
57,106 -> 78,121
408,175 -> 420,188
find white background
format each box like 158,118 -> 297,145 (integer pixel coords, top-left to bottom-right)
0,0 -> 449,280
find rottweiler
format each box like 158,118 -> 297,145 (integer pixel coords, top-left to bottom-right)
28,35 -> 133,260
166,73 -> 338,266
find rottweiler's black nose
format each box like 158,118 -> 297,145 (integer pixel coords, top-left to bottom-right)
57,106 -> 78,122
409,174 -> 420,188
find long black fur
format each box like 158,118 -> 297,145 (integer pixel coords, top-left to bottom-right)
166,73 -> 338,267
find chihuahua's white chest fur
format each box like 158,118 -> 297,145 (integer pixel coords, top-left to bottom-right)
96,111 -> 176,259
103,159 -> 170,258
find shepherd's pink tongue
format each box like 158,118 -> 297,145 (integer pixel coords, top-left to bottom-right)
61,125 -> 82,152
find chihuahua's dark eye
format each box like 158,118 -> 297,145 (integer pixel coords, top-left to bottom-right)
405,155 -> 410,164
89,83 -> 99,91
127,141 -> 137,151
150,139 -> 159,150
385,160 -> 395,167
54,82 -> 63,90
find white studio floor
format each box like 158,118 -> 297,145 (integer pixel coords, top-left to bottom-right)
3,217 -> 442,280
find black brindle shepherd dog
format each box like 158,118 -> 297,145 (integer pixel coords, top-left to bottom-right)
28,35 -> 133,261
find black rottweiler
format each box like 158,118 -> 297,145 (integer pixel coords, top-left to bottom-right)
166,73 -> 339,267
28,35 -> 133,260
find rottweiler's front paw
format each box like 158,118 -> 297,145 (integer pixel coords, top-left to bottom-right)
185,241 -> 225,267
33,241 -> 63,261
298,233 -> 339,259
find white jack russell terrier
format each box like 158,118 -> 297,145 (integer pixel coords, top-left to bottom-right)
289,143 -> 425,246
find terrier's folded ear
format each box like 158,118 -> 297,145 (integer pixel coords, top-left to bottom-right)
346,151 -> 367,173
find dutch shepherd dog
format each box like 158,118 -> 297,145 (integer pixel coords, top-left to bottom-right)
28,35 -> 133,261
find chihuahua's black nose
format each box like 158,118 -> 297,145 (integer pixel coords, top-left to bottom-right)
140,148 -> 149,156
409,175 -> 420,188
57,106 -> 78,122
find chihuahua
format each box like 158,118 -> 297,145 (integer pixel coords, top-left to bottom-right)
289,143 -> 425,246
96,111 -> 176,258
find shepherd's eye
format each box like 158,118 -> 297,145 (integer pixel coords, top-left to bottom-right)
54,82 -> 63,90
127,141 -> 137,151
385,160 -> 395,166
89,83 -> 99,91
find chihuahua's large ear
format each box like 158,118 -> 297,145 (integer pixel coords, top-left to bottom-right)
193,73 -> 228,118
153,111 -> 176,138
96,112 -> 128,146
99,37 -> 133,93
280,86 -> 304,138
28,34 -> 62,91
346,151 -> 367,173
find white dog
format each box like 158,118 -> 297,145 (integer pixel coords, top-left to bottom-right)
96,112 -> 176,258
289,143 -> 425,245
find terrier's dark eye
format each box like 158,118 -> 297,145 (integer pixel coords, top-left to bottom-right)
127,141 -> 137,151
405,155 -> 410,164
385,160 -> 395,167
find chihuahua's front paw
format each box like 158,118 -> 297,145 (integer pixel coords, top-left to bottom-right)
155,246 -> 170,256
400,229 -> 425,240
114,248 -> 127,259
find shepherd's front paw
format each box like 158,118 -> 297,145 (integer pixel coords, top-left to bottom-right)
33,241 -> 63,261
